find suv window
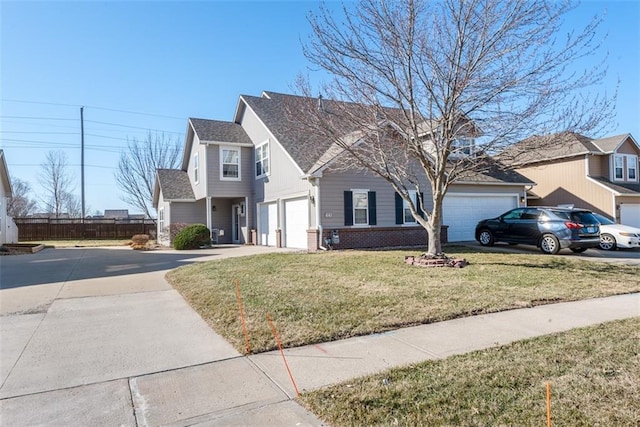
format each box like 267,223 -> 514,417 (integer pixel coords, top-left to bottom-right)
521,208 -> 540,220
502,209 -> 523,220
549,210 -> 570,220
570,212 -> 598,224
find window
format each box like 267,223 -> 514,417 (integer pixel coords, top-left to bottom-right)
344,190 -> 377,226
220,147 -> 240,180
158,208 -> 165,231
255,142 -> 269,177
626,155 -> 637,181
451,138 -> 476,157
194,152 -> 199,183
613,155 -> 623,181
353,191 -> 369,225
395,191 -> 424,224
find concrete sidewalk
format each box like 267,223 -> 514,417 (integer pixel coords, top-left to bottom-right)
1,247 -> 638,426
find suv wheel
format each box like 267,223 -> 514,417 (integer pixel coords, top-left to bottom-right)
478,229 -> 494,246
540,234 -> 560,255
599,233 -> 617,251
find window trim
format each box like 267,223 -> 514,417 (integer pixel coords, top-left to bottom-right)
158,207 -> 165,231
220,146 -> 241,181
613,154 -> 624,181
194,152 -> 199,184
352,189 -> 369,226
625,154 -> 638,182
255,141 -> 270,178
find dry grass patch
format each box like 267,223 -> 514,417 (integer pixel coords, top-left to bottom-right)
166,247 -> 639,353
301,318 -> 640,426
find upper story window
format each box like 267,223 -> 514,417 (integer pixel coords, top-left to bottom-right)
220,146 -> 241,180
194,152 -> 199,183
450,138 -> 476,157
255,141 -> 269,177
626,155 -> 637,181
613,155 -> 624,181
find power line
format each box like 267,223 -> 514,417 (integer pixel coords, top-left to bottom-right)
0,131 -> 79,135
84,119 -> 184,134
0,115 -> 76,121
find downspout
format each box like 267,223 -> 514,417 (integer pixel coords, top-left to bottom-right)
316,178 -> 327,250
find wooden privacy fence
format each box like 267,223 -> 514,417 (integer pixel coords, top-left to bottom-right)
14,218 -> 156,241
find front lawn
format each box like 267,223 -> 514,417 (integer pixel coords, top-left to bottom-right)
165,246 -> 639,353
300,318 -> 640,426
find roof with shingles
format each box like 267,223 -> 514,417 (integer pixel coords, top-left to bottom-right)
156,169 -> 195,200
241,91 -> 525,184
189,118 -> 252,145
590,176 -> 640,195
502,132 -> 638,166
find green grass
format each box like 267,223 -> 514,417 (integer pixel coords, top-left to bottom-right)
165,246 -> 639,353
300,318 -> 640,426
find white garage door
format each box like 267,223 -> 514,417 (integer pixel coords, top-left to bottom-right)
259,203 -> 277,246
284,198 -> 308,249
620,204 -> 640,228
443,194 -> 519,242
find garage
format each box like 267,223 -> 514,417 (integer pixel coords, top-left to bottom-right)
259,203 -> 277,246
284,198 -> 309,249
443,194 -> 519,242
620,204 -> 640,228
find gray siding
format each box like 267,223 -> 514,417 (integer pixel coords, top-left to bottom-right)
171,200 -> 206,225
319,171 -> 433,228
239,104 -> 311,202
187,134 -> 206,200
206,145 -> 253,197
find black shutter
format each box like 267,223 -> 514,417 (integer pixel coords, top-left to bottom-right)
417,192 -> 425,218
344,191 -> 353,226
395,193 -> 403,224
368,191 -> 377,225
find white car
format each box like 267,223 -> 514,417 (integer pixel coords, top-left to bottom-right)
593,213 -> 640,250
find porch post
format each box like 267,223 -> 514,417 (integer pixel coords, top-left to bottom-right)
206,197 -> 212,238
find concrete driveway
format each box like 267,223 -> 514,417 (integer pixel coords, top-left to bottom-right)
0,245 -> 320,426
462,241 -> 640,266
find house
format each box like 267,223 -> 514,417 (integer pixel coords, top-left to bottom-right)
505,132 -> 640,228
0,150 -> 18,244
153,91 -> 533,250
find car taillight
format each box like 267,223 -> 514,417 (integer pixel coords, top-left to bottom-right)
565,222 -> 583,229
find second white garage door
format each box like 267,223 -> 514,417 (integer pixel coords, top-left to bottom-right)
620,204 -> 640,228
443,194 -> 519,242
284,198 -> 309,249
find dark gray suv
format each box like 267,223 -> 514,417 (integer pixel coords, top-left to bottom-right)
475,207 -> 600,254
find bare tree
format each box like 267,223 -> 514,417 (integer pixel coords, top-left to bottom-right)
7,177 -> 37,217
300,0 -> 615,255
61,191 -> 83,218
38,150 -> 75,218
115,132 -> 181,222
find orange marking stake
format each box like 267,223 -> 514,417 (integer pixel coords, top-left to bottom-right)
546,382 -> 552,427
266,312 -> 300,398
234,279 -> 251,354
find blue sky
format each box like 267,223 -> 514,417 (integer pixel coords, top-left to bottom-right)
1,0 -> 638,215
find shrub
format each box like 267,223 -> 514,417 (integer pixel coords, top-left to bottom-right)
131,234 -> 150,250
173,224 -> 211,250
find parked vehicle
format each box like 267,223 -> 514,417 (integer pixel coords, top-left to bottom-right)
475,207 -> 600,254
592,213 -> 640,251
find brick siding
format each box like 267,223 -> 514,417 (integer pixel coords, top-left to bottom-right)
317,225 -> 448,250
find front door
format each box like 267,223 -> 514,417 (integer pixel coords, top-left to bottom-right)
232,204 -> 241,243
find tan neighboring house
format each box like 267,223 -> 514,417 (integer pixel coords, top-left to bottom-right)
505,132 -> 640,228
0,150 -> 18,244
153,91 -> 533,250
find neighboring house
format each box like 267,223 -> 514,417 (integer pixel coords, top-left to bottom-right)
0,150 -> 18,244
104,209 -> 130,219
505,132 -> 640,228
153,91 -> 533,249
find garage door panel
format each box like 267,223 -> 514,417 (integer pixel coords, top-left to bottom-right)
444,195 -> 518,242
284,198 -> 308,249
620,204 -> 640,228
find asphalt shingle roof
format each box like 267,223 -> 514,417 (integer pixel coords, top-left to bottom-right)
189,118 -> 252,145
156,169 -> 195,200
590,176 -> 640,195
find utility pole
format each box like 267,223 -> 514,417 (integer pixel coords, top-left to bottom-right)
81,106 -> 85,220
